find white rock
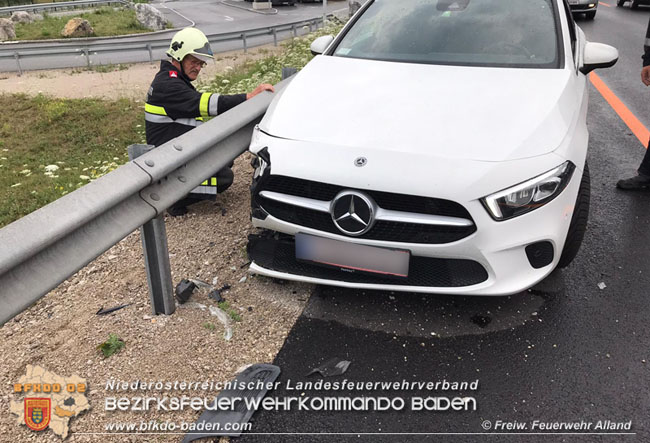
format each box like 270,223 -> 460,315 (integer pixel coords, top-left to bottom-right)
135,4 -> 167,31
11,11 -> 33,24
0,19 -> 16,41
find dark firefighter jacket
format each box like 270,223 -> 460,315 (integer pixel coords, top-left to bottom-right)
145,60 -> 246,147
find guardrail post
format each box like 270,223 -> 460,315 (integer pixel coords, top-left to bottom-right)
308,21 -> 313,32
146,43 -> 153,64
242,33 -> 247,53
14,52 -> 22,76
272,27 -> 277,47
83,47 -> 90,68
127,144 -> 176,316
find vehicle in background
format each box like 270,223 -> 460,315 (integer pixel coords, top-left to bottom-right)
568,0 -> 597,19
244,0 -> 296,6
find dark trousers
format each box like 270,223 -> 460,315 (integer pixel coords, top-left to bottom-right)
640,142 -> 650,176
171,166 -> 234,210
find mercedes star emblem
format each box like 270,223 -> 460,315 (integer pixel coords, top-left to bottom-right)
354,157 -> 367,167
330,191 -> 376,236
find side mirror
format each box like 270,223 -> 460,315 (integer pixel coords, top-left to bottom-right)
310,35 -> 335,56
580,42 -> 618,75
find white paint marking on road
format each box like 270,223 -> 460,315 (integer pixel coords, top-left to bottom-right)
223,15 -> 234,21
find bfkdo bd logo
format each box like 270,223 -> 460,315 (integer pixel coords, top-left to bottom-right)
24,398 -> 51,431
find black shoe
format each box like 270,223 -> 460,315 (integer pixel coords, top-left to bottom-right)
167,205 -> 188,217
616,174 -> 650,190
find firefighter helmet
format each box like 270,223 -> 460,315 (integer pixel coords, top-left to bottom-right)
166,27 -> 214,63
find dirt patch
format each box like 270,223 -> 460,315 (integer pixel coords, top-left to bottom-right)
0,43 -> 284,100
0,44 -> 312,441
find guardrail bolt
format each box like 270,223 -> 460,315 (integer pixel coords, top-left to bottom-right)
173,144 -> 183,151
150,193 -> 160,201
145,159 -> 155,167
178,176 -> 186,183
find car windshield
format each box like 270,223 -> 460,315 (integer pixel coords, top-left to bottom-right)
332,0 -> 560,68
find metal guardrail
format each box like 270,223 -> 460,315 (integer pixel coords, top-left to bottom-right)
0,77 -> 291,326
0,16 -> 326,74
0,0 -> 125,15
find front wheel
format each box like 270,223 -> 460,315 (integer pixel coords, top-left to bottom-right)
631,0 -> 640,9
586,10 -> 596,19
617,0 -> 625,6
558,163 -> 590,268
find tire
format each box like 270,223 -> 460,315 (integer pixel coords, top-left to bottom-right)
617,0 -> 625,6
586,10 -> 596,19
558,163 -> 590,268
631,0 -> 639,9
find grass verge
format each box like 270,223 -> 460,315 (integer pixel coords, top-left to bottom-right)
199,20 -> 344,95
14,6 -> 168,40
0,93 -> 144,228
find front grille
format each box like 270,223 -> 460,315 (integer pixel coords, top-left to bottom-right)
255,175 -> 476,244
262,175 -> 471,218
248,234 -> 488,288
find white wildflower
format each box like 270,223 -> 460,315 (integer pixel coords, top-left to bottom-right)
45,164 -> 59,172
11,183 -> 21,188
79,175 -> 90,180
19,169 -> 31,175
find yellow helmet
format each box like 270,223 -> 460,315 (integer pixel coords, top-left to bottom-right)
166,27 -> 214,63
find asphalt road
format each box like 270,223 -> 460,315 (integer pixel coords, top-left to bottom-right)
232,4 -> 650,443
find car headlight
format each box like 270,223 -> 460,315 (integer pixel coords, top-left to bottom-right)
481,161 -> 575,221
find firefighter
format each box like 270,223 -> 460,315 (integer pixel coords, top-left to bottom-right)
617,17 -> 650,190
145,27 -> 274,215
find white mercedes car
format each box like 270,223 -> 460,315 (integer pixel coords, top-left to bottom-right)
246,0 -> 618,295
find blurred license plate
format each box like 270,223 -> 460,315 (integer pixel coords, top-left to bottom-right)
295,233 -> 410,278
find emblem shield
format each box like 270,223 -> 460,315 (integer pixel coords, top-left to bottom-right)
25,398 -> 51,431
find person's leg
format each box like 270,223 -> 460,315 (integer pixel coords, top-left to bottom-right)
216,166 -> 234,194
168,166 -> 234,216
617,142 -> 650,190
168,196 -> 201,216
638,146 -> 650,176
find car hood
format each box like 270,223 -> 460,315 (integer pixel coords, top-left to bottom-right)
260,56 -> 579,162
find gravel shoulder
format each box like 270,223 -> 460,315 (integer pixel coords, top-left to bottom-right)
0,45 -> 311,442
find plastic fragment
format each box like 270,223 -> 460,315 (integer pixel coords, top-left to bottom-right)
175,279 -> 196,304
307,358 -> 351,377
